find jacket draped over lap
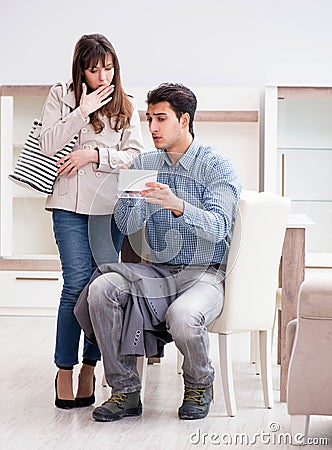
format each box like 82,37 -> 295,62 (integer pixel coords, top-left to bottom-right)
39,82 -> 144,214
74,263 -> 177,358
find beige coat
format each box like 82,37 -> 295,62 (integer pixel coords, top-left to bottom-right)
39,83 -> 144,214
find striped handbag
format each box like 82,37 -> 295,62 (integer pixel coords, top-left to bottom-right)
8,82 -> 78,195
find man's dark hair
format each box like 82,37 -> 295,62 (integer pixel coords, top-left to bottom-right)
146,83 -> 197,137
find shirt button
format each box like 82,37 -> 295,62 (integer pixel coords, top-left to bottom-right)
100,130 -> 106,136
95,172 -> 102,178
81,127 -> 88,134
111,158 -> 117,165
78,169 -> 84,175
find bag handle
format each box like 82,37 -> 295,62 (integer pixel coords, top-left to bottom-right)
58,81 -> 70,119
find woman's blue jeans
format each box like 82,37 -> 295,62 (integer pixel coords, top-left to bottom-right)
52,209 -> 123,368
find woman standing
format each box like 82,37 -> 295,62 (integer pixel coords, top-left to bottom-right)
39,34 -> 144,409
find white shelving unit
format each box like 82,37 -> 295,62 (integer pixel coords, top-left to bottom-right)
0,85 -> 62,315
0,85 -> 260,315
265,85 -> 332,268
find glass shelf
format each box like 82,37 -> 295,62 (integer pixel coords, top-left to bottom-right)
278,147 -> 332,151
277,147 -> 332,200
265,86 -> 332,263
291,199 -> 332,203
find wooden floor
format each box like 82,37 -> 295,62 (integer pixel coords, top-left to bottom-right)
0,315 -> 331,450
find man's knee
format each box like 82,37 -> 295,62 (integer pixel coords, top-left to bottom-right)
166,302 -> 202,338
87,272 -> 129,310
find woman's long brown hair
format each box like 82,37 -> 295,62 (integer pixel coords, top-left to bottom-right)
71,34 -> 133,133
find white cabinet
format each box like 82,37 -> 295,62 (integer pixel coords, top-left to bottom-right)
265,86 -> 332,267
0,270 -> 62,316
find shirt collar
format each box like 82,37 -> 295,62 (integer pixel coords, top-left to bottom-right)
160,138 -> 201,170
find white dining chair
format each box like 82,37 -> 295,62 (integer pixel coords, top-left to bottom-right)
118,190 -> 290,417
206,190 -> 290,416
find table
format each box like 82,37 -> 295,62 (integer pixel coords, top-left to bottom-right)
279,214 -> 313,402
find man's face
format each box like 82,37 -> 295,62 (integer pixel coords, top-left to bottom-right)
146,102 -> 184,152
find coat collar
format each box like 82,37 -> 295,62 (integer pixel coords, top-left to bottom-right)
58,81 -> 76,110
62,88 -> 76,110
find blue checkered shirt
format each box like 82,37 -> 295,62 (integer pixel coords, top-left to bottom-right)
114,138 -> 241,266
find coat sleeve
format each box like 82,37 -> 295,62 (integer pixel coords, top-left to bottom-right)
95,98 -> 144,172
39,84 -> 88,155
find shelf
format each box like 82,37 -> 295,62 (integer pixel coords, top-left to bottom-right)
278,147 -> 332,151
139,110 -> 258,123
278,86 -> 332,99
0,85 -> 52,97
291,199 -> 332,203
0,257 -> 61,271
0,86 -> 259,123
306,252 -> 332,269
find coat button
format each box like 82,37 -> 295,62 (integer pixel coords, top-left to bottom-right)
100,130 -> 105,136
81,127 -> 88,134
83,144 -> 91,150
78,169 -> 84,175
95,172 -> 101,178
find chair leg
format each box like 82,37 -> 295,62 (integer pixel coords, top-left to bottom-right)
176,349 -> 183,374
259,329 -> 274,409
219,333 -> 237,417
250,330 -> 256,363
251,291 -> 281,367
101,372 -> 107,387
137,356 -> 147,401
249,331 -> 261,375
290,415 -> 310,443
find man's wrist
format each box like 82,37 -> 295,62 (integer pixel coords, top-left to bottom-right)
172,199 -> 184,217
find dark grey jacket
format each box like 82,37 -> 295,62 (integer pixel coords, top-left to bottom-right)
74,263 -> 177,357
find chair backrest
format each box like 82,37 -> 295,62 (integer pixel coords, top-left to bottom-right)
208,190 -> 290,334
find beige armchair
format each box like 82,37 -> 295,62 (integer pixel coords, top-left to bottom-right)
287,278 -> 332,440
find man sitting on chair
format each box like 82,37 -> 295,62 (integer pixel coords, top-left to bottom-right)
88,82 -> 241,421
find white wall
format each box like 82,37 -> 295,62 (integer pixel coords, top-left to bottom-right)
3,0 -> 331,190
1,0 -> 332,88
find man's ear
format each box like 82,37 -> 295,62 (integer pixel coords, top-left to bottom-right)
181,112 -> 190,129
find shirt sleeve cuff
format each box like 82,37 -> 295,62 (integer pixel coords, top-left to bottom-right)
176,201 -> 196,226
94,147 -> 109,171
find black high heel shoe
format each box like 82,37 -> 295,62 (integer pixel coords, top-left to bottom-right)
75,375 -> 96,408
55,373 -> 75,409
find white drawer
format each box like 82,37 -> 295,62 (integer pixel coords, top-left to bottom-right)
0,271 -> 63,314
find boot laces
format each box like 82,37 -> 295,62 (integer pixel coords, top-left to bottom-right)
104,393 -> 127,406
183,388 -> 205,403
